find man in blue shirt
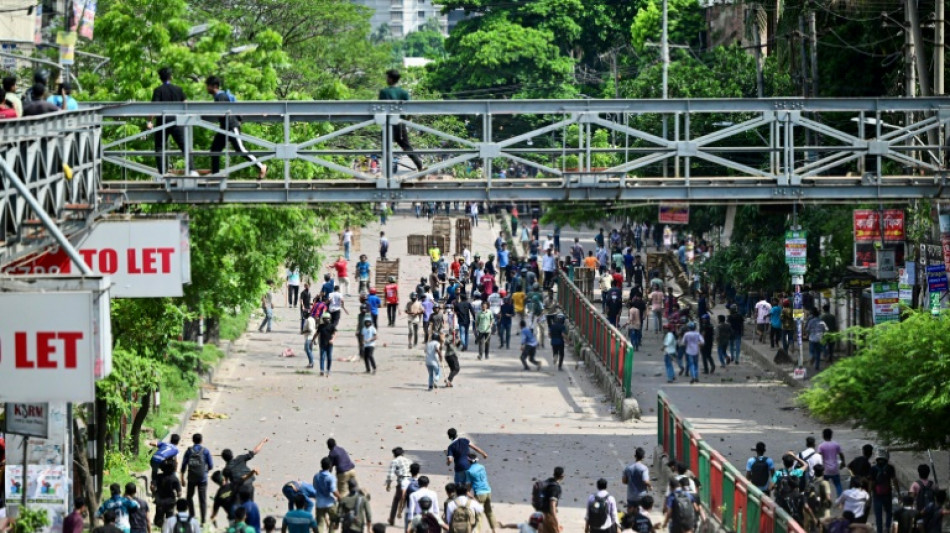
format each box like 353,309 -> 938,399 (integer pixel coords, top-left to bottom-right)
237,488 -> 261,533
465,454 -> 497,531
180,433 -> 214,525
282,482 -> 317,513
96,483 -> 141,533
281,494 -> 318,533
497,244 -> 510,284
745,442 -> 776,495
446,428 -> 489,485
520,319 -> 541,370
356,254 -> 371,294
367,288 -> 382,329
313,457 -> 341,533
327,439 -> 358,491
149,434 -> 181,486
320,274 -> 334,299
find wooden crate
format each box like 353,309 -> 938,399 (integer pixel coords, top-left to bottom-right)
408,235 -> 428,256
455,218 -> 472,255
432,216 -> 452,251
426,235 -> 449,254
375,258 -> 399,287
574,267 -> 596,299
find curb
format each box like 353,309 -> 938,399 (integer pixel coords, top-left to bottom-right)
564,322 -> 640,420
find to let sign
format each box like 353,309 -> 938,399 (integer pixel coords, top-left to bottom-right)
4,403 -> 49,438
2,218 -> 191,297
0,292 -> 97,402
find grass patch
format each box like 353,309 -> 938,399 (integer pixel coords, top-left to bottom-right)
220,307 -> 253,341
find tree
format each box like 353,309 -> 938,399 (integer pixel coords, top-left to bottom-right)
395,27 -> 446,60
799,310 -> 950,450
629,0 -> 705,53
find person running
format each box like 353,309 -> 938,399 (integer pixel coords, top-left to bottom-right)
465,455 -> 496,532
204,76 -> 266,179
385,448 -> 413,527
379,69 -> 424,172
443,337 -> 461,388
446,429 -> 488,485
519,319 -> 541,371
538,467 -> 565,533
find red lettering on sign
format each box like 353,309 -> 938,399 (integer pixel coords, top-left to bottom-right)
78,249 -> 96,269
127,248 -> 141,273
157,248 -> 174,273
142,248 -> 157,274
99,249 -> 118,274
13,331 -> 84,369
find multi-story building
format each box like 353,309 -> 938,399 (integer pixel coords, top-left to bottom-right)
354,0 -> 447,38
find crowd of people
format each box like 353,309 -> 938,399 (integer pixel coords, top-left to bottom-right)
1,72 -> 79,119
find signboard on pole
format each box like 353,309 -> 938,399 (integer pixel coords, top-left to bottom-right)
658,203 -> 689,225
939,213 -> 950,274
927,264 -> 948,293
0,277 -> 112,402
871,282 -> 900,324
931,292 -> 942,315
853,209 -> 906,267
4,403 -> 50,438
785,230 -> 807,275
3,217 -> 191,298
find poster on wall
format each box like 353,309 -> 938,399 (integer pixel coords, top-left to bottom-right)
658,203 -> 689,225
871,282 -> 901,324
853,209 -> 906,267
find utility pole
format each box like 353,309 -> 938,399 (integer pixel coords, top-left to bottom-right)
798,16 -> 809,97
905,0 -> 917,164
906,0 -> 939,159
808,11 -> 819,98
662,0 -> 669,178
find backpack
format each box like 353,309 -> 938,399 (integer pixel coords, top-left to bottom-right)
414,513 -> 441,533
587,494 -> 610,529
749,456 -> 771,488
915,479 -> 935,511
531,480 -> 547,511
894,508 -> 916,533
776,489 -> 804,524
777,468 -> 807,493
173,516 -> 192,533
341,495 -> 363,532
449,498 -> 475,533
872,465 -> 892,496
224,90 -> 237,103
186,447 -> 207,482
670,491 -> 696,529
804,478 -> 826,514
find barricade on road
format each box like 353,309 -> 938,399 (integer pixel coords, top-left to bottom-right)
658,390 -> 807,533
557,272 -> 635,399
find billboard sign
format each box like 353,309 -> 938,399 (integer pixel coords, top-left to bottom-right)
871,282 -> 901,324
0,277 -> 112,402
2,217 -> 191,298
658,203 -> 689,225
853,209 -> 905,242
4,403 -> 50,438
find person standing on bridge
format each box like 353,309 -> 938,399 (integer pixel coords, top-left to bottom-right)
147,67 -> 189,175
379,69 -> 425,173
205,76 -> 267,180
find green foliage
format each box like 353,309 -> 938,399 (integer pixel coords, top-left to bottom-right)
629,0 -> 704,52
395,29 -> 447,60
799,310 -> 950,450
12,506 -> 50,533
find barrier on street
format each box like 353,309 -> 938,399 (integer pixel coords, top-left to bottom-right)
557,272 -> 635,397
658,390 -> 807,533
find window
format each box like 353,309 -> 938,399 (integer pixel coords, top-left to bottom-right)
418,10 -> 425,18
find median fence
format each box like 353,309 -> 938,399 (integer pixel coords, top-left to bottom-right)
557,272 -> 635,398
657,390 -> 807,533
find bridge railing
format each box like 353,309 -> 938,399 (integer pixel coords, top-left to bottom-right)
557,271 -> 635,397
658,390 -> 807,533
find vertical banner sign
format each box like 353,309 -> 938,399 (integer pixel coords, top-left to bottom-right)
927,264 -> 948,293
33,3 -> 43,45
853,209 -> 905,267
658,203 -> 689,225
939,213 -> 950,274
785,230 -> 807,275
898,283 -> 914,307
55,31 -> 77,65
930,292 -> 942,316
871,282 -> 901,324
77,0 -> 96,40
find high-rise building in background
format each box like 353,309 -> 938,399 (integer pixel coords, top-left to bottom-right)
354,0 -> 448,38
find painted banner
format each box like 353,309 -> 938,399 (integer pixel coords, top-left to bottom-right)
76,0 -> 96,40
871,282 -> 900,324
853,209 -> 905,242
658,203 -> 689,225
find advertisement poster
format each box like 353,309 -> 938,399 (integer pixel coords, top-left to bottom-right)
785,230 -> 807,275
871,282 -> 901,324
853,209 -> 905,242
927,264 -> 948,293
658,203 -> 689,225
939,213 -> 950,274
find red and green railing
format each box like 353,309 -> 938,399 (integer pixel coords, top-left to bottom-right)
658,390 -> 807,533
557,272 -> 635,397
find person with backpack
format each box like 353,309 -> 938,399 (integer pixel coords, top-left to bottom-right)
771,452 -> 809,489
661,479 -> 700,533
803,464 -> 833,532
918,489 -> 949,533
227,507 -> 256,533
537,467 -> 565,533
205,76 -> 267,179
410,496 -> 448,533
621,494 -> 655,533
98,482 -> 141,533
445,483 -> 483,533
584,478 -> 619,533
892,495 -> 917,533
910,464 -> 937,516
745,442 -> 775,495
869,449 -> 899,533
799,436 -> 823,478
773,469 -> 808,527
160,499 -> 200,533
848,445 -> 875,491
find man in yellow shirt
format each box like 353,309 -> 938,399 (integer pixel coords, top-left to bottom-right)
512,289 -> 527,322
429,246 -> 441,270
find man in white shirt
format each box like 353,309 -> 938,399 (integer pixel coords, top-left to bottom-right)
406,476 -> 440,524
584,479 -> 620,533
342,228 -> 353,260
445,483 -> 484,527
328,288 -> 346,326
800,436 -> 823,477
754,295 -> 772,343
162,499 -> 201,533
541,249 -> 557,290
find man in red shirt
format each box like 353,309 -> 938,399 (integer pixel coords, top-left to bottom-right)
611,267 -> 624,289
481,272 -> 495,297
0,88 -> 18,119
331,256 -> 351,296
62,497 -> 87,533
450,256 -> 461,279
384,276 -> 399,326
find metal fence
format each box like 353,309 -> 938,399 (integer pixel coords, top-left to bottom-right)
658,390 -> 807,533
557,272 -> 635,397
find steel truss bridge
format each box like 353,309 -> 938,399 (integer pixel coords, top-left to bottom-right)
2,97 -> 950,258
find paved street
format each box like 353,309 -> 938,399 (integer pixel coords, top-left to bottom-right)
179,213 -> 946,533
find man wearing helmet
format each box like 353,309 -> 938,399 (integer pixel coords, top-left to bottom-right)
384,277 -> 399,327
681,321 -> 704,384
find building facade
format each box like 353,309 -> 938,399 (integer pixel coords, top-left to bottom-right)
354,0 -> 447,38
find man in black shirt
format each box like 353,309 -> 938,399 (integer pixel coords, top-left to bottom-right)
147,67 -> 190,175
152,462 -> 181,527
379,69 -> 424,172
22,84 -> 59,116
205,76 -> 266,179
